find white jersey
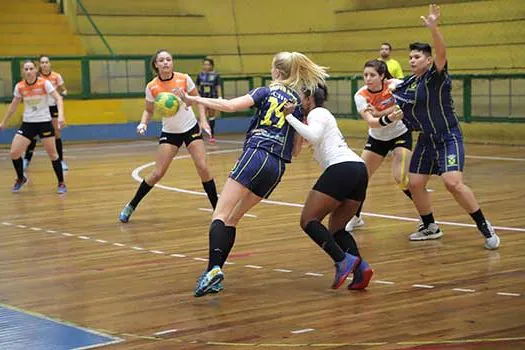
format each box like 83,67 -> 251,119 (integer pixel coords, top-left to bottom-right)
286,107 -> 363,170
145,73 -> 198,134
14,78 -> 55,123
354,80 -> 407,141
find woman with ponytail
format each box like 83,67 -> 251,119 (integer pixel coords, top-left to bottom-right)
346,59 -> 413,232
176,51 -> 328,297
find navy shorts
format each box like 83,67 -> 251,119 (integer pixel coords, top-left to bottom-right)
230,147 -> 286,199
364,131 -> 412,157
410,126 -> 464,175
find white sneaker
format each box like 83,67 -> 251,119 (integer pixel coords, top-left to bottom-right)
345,216 -> 364,232
484,221 -> 500,250
61,160 -> 69,171
409,222 -> 443,241
23,159 -> 30,170
417,219 -> 424,231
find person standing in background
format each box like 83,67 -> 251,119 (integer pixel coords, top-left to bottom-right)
196,58 -> 222,144
379,43 -> 404,79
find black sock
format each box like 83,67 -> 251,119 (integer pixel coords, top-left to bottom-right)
129,180 -> 153,208
219,225 -> 236,268
51,158 -> 64,183
25,138 -> 37,161
56,138 -> 63,161
355,201 -> 364,218
207,219 -> 236,270
421,213 -> 435,228
470,209 -> 491,238
403,189 -> 413,200
202,179 -> 218,209
209,119 -> 215,137
304,220 -> 345,263
12,158 -> 24,180
333,229 -> 360,257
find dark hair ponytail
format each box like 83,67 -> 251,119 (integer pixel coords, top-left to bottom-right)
304,83 -> 328,107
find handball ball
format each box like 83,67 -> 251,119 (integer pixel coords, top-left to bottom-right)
154,92 -> 180,117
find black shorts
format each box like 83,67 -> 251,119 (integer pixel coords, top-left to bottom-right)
17,121 -> 55,141
313,161 -> 368,202
364,131 -> 412,157
159,123 -> 202,148
49,105 -> 59,118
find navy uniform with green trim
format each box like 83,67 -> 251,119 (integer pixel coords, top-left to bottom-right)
230,84 -> 302,198
394,62 -> 464,175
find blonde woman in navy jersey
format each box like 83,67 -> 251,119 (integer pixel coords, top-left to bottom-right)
176,51 -> 328,296
393,4 -> 499,249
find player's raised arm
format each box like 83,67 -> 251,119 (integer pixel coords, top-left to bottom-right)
421,4 -> 446,72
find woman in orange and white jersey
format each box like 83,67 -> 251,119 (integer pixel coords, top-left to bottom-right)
346,59 -> 412,231
24,55 -> 69,170
0,60 -> 67,194
119,49 -> 217,223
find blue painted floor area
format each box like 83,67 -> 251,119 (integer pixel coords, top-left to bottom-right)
0,305 -> 122,350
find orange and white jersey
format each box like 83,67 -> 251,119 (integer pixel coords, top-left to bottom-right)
40,71 -> 64,106
145,72 -> 197,134
14,77 -> 55,123
354,79 -> 407,141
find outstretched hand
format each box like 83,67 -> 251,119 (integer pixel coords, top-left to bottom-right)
172,88 -> 192,110
388,106 -> 404,122
421,4 -> 440,28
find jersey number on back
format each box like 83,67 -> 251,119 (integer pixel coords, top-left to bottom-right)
260,96 -> 287,129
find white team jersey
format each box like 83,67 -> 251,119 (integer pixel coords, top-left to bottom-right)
14,78 -> 55,123
354,80 -> 407,141
286,107 -> 363,170
145,74 -> 198,134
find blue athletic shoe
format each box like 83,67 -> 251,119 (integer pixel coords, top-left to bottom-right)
348,259 -> 374,290
332,253 -> 360,289
12,177 -> 28,193
57,183 -> 67,194
194,266 -> 224,297
119,204 -> 135,223
196,273 -> 224,294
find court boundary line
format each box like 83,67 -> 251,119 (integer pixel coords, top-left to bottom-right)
130,148 -> 525,233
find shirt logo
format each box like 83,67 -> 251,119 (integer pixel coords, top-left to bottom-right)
447,154 -> 457,166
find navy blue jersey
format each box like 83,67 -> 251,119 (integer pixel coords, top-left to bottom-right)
244,84 -> 303,163
196,71 -> 221,98
393,63 -> 459,134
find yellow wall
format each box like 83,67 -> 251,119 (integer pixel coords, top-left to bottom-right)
70,0 -> 525,75
0,99 -> 142,128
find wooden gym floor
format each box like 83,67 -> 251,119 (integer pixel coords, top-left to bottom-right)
0,135 -> 524,349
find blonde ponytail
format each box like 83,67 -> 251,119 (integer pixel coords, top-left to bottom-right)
271,51 -> 329,92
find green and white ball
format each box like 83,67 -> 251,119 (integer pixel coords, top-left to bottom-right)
154,92 -> 180,117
